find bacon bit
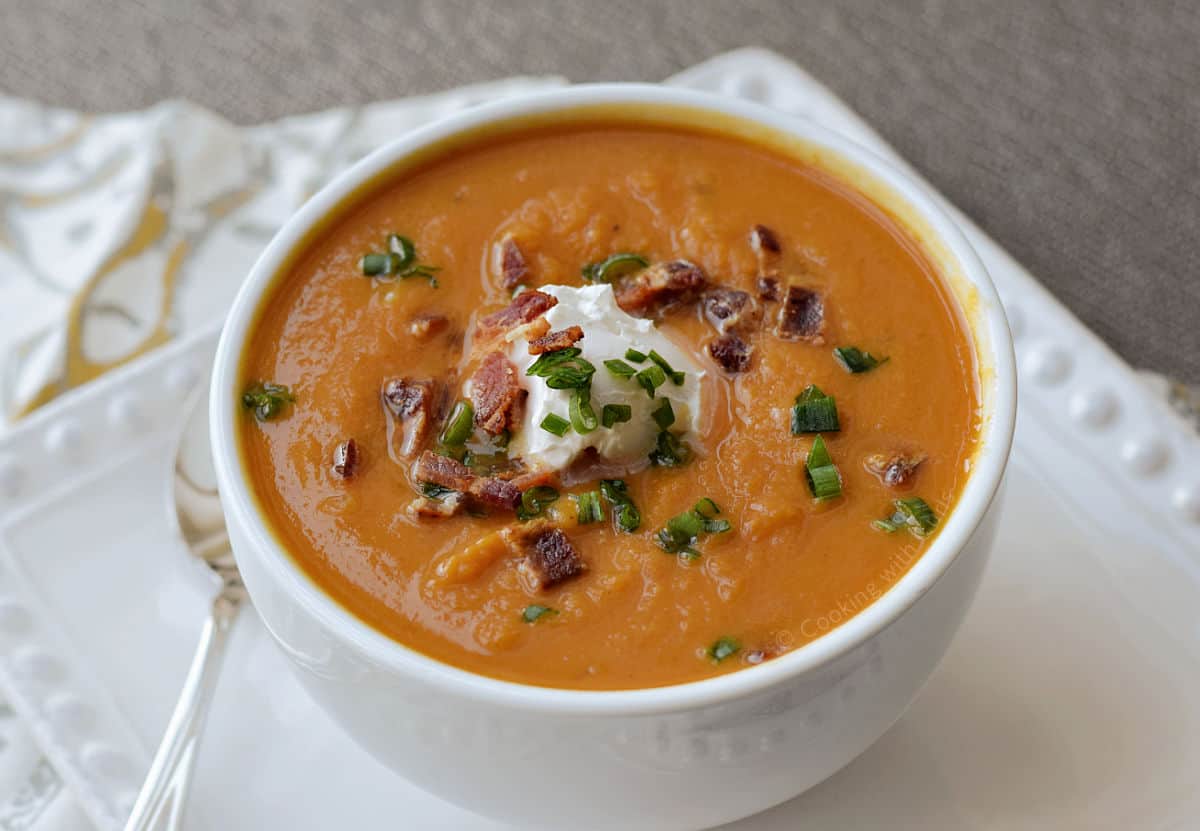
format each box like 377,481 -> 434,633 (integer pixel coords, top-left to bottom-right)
407,492 -> 465,519
381,378 -> 439,458
757,276 -> 782,302
467,476 -> 522,511
408,313 -> 449,340
331,439 -> 359,478
708,333 -> 754,373
515,525 -> 584,589
412,450 -> 475,492
750,224 -> 782,277
476,290 -> 558,343
703,288 -> 762,334
865,452 -> 928,487
493,234 -> 529,291
471,352 -> 524,436
528,325 -> 584,355
613,259 -> 707,317
775,285 -> 825,343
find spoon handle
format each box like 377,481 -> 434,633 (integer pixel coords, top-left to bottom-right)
124,592 -> 241,831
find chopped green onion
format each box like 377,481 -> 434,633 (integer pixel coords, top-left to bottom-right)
895,497 -> 938,535
656,497 -> 731,558
359,253 -> 391,276
649,430 -> 690,467
804,435 -> 843,501
648,350 -> 685,385
575,490 -> 604,524
871,517 -> 902,533
834,346 -> 889,374
540,413 -> 570,437
569,389 -> 598,434
601,403 -> 632,428
581,252 -> 649,283
242,381 -> 294,422
635,364 -> 667,398
527,347 -> 595,390
625,348 -> 647,363
521,604 -> 557,623
421,482 -> 456,500
517,486 -> 560,521
599,479 -> 641,532
439,400 -> 474,446
707,636 -> 740,663
359,234 -> 440,285
791,385 -> 840,434
652,399 -> 676,430
604,359 -> 637,379
387,234 -> 416,269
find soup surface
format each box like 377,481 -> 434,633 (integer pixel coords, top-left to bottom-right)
240,123 -> 979,690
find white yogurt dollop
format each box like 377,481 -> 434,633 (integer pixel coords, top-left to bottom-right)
506,284 -> 704,473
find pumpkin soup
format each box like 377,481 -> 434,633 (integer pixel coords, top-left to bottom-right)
238,123 -> 979,690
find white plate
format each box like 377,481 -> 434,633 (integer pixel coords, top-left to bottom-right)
0,50 -> 1198,830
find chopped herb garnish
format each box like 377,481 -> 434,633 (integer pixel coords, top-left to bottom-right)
575,490 -> 604,524
707,636 -> 740,663
625,348 -> 648,363
635,364 -> 667,398
439,400 -> 474,446
657,497 -> 731,559
874,497 -> 938,536
804,435 -> 843,501
581,252 -> 649,284
648,350 -> 685,385
601,403 -> 632,428
791,385 -> 840,434
649,430 -> 690,467
521,604 -> 558,623
242,381 -> 294,422
599,479 -> 641,532
517,486 -> 560,521
834,346 -> 889,374
603,359 -> 637,379
527,347 -> 596,390
540,413 -> 571,437
421,482 -> 456,500
569,388 -> 599,434
359,233 -> 440,285
652,399 -> 676,430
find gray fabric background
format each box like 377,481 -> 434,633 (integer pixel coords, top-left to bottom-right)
1,0 -> 1196,382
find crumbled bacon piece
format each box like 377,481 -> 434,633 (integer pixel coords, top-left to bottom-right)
407,492 -> 465,519
412,450 -> 475,492
331,439 -> 359,478
408,313 -> 449,340
775,285 -> 825,343
757,276 -> 782,301
750,224 -> 783,277
517,526 -> 585,589
613,259 -> 707,317
528,325 -> 584,355
708,333 -> 753,373
865,452 -> 928,487
476,290 -> 558,343
467,477 -> 522,511
493,234 -> 528,291
381,378 -> 439,458
703,288 -> 762,334
471,351 -> 524,436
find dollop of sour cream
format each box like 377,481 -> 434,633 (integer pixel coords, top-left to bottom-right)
505,284 -> 704,473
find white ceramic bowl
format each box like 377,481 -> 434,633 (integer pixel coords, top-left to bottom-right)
210,84 -> 1016,830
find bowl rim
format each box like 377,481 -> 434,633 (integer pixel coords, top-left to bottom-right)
210,82 -> 1017,717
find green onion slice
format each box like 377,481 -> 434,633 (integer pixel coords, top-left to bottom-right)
625,348 -> 648,363
652,399 -> 676,430
649,430 -> 690,467
540,413 -> 570,437
648,350 -> 685,385
635,364 -> 667,398
603,359 -> 637,379
439,400 -> 474,446
834,346 -> 889,374
707,636 -> 740,663
575,490 -> 605,524
387,234 -> 416,269
569,389 -> 599,434
601,403 -> 632,428
791,385 -> 840,434
421,482 -> 456,500
359,253 -> 391,276
599,479 -> 641,532
517,486 -> 560,521
527,347 -> 595,390
872,497 -> 937,536
656,497 -> 731,558
804,435 -> 843,501
241,381 -> 295,422
581,252 -> 649,284
521,604 -> 558,623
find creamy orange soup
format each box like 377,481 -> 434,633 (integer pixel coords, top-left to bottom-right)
239,123 -> 979,690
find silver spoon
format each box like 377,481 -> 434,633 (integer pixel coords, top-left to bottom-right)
124,384 -> 243,830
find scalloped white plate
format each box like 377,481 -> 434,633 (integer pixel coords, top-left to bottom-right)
0,50 -> 1197,831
